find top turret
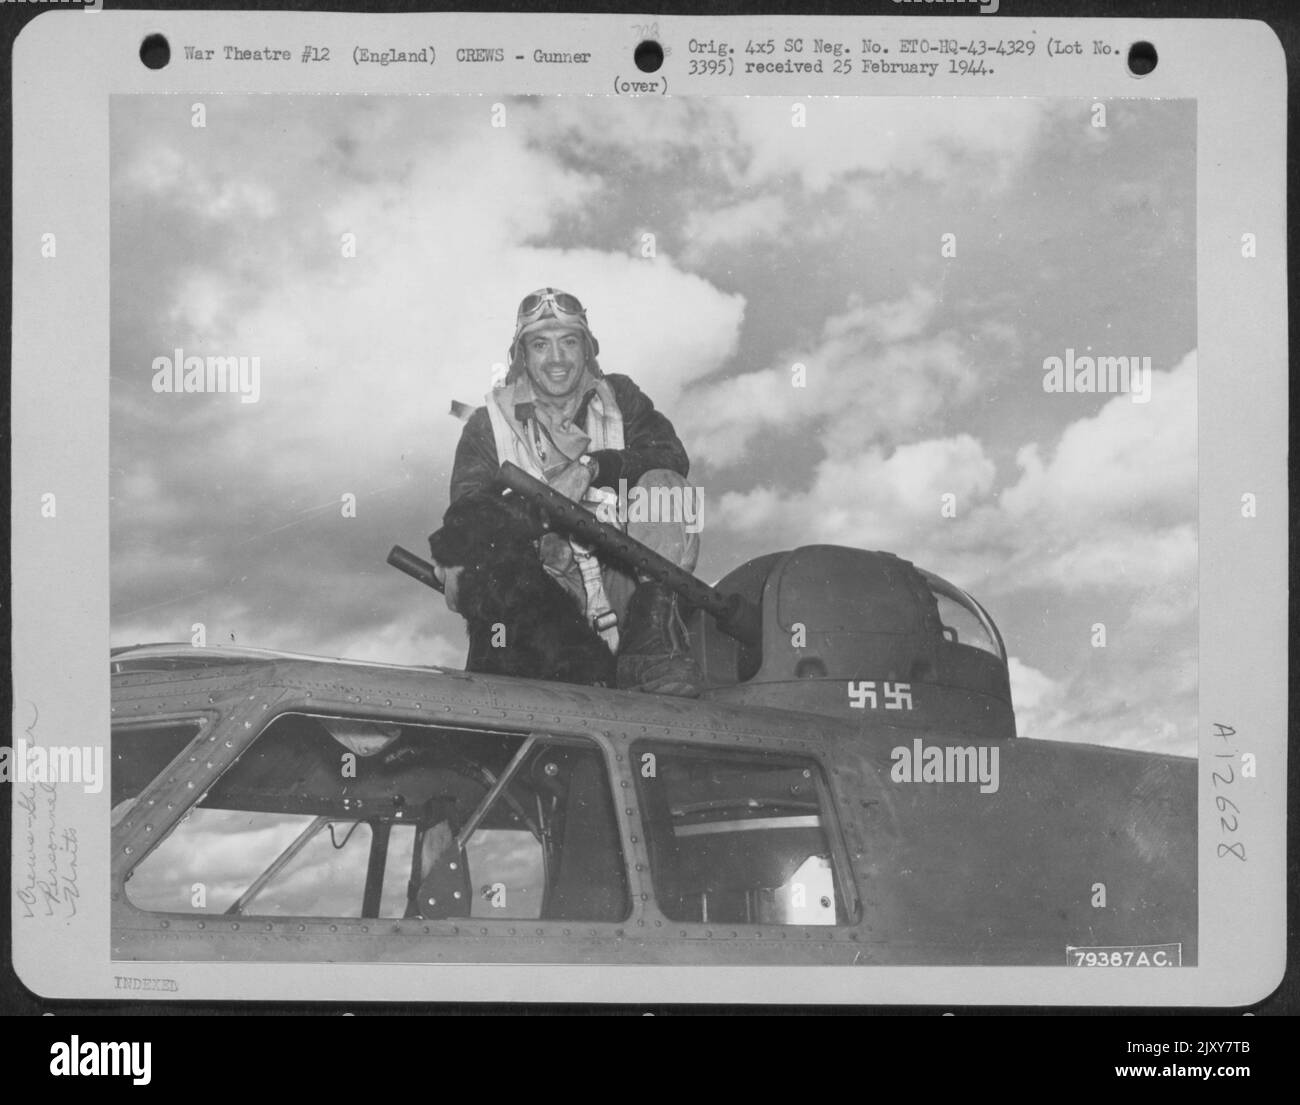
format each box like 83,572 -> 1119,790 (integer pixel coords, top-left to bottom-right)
478,465 -> 1014,740
688,546 -> 1015,742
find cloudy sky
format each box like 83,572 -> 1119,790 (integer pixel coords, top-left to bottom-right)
110,95 -> 1196,756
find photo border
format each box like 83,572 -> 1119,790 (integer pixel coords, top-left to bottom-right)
8,8 -> 1288,1006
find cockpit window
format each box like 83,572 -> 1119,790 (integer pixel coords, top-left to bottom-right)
111,721 -> 204,828
917,570 -> 1005,660
632,743 -> 855,926
122,714 -> 629,923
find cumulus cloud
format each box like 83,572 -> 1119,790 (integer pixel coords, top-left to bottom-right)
1013,650 -> 1195,755
1007,657 -> 1070,740
677,286 -> 989,468
518,98 -> 1051,271
682,194 -> 790,260
519,97 -> 1049,198
708,351 -> 1197,596
1002,351 -> 1196,527
1009,648 -> 1193,757
994,351 -> 1197,593
312,618 -> 465,669
724,98 -> 1051,192
117,140 -> 279,221
716,434 -> 997,553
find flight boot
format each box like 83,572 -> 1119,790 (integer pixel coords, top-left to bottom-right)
616,581 -> 705,698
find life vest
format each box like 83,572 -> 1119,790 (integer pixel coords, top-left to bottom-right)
484,381 -> 625,651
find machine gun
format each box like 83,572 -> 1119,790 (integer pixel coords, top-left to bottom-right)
390,459 -> 1017,737
387,462 -> 762,649
386,544 -> 443,593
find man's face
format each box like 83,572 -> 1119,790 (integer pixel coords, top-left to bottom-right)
522,323 -> 587,402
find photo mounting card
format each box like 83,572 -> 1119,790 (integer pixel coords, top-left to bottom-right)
8,9 -> 1287,1007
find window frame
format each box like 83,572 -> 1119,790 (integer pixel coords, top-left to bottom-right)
630,739 -> 861,928
117,707 -> 635,927
917,568 -> 1008,662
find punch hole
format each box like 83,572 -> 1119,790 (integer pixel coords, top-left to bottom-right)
140,34 -> 171,70
1127,41 -> 1157,77
634,40 -> 664,73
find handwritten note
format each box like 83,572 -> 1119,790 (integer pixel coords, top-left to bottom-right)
13,703 -> 79,921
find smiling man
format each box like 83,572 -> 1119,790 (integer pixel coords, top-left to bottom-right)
444,287 -> 704,697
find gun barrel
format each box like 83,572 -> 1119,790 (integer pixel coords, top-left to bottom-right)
497,462 -> 762,649
387,545 -> 444,593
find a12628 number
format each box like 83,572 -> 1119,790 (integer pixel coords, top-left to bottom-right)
1211,722 -> 1245,861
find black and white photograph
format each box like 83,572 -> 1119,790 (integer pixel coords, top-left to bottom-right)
103,90 -> 1199,967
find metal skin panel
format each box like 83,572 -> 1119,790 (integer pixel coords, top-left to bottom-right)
774,546 -> 930,638
851,736 -> 1196,965
110,650 -> 1193,966
705,681 -> 1015,745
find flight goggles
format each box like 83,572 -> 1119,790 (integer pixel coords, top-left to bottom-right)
516,288 -> 588,327
510,288 -> 599,366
